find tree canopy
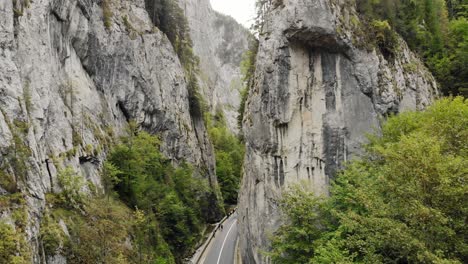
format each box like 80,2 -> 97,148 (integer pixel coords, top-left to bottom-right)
357,0 -> 467,96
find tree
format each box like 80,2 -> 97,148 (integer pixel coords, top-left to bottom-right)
207,110 -> 245,205
107,129 -> 212,261
356,0 -> 468,96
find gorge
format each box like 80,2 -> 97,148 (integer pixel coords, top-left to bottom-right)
1,0 -> 465,263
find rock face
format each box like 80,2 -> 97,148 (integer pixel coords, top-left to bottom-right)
180,0 -> 251,133
0,0 -> 237,261
238,0 -> 438,263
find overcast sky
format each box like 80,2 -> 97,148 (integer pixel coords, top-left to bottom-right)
210,0 -> 255,28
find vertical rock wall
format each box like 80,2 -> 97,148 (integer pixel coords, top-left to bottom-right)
180,0 -> 251,132
0,0 -> 226,261
238,1 -> 438,263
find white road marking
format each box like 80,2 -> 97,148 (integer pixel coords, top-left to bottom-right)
216,219 -> 237,264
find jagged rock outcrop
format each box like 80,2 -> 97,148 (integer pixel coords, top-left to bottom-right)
0,0 -> 226,261
238,1 -> 438,263
180,0 -> 251,133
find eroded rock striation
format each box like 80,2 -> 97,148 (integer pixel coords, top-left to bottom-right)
180,0 -> 251,132
0,0 -> 246,261
238,1 -> 438,263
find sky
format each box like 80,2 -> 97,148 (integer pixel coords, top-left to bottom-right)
210,0 -> 256,28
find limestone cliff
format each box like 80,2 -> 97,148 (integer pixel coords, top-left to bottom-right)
0,0 -> 239,261
238,0 -> 438,263
180,0 -> 251,133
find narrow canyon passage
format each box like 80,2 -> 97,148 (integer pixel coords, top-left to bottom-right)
1,0 -> 465,264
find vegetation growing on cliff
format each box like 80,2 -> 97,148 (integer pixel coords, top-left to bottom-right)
207,110 -> 245,206
37,123 -> 220,263
357,0 -> 467,96
0,193 -> 31,264
238,36 -> 259,131
107,127 -> 215,261
270,97 -> 468,263
144,0 -> 207,119
0,221 -> 30,264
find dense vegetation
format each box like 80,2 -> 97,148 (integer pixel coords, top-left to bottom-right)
207,110 -> 245,206
0,194 -> 30,264
29,124 -> 221,264
356,0 -> 467,96
270,97 -> 468,263
107,126 -> 218,262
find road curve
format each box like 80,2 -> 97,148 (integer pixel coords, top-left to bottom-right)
202,212 -> 238,264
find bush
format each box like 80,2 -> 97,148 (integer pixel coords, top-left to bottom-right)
0,222 -> 31,264
40,213 -> 68,255
57,167 -> 86,209
371,19 -> 399,58
102,0 -> 113,29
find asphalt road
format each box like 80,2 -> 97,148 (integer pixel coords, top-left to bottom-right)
202,212 -> 238,264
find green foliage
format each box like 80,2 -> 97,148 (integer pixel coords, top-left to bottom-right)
238,37 -> 259,129
12,0 -> 30,18
102,0 -> 113,29
122,15 -> 142,40
145,0 -> 206,118
102,161 -> 122,198
45,166 -> 139,263
269,185 -> 329,264
270,97 -> 468,263
67,198 -> 133,264
13,120 -> 30,135
428,17 -> 468,96
40,213 -> 68,255
0,170 -> 17,193
45,196 -> 135,263
108,129 -> 213,261
1,111 -> 32,185
57,167 -> 86,209
356,0 -> 467,96
23,82 -> 33,116
371,19 -> 399,58
207,111 -> 245,205
72,128 -> 82,147
0,222 -> 31,264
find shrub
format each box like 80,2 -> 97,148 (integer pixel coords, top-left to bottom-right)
0,222 -> 31,264
57,167 -> 86,208
371,19 -> 399,58
40,213 -> 68,255
102,0 -> 113,29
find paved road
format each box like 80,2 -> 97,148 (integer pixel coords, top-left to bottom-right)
202,212 -> 238,264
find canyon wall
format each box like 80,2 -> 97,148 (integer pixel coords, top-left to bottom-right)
238,0 -> 438,263
0,0 -> 248,261
180,0 -> 251,132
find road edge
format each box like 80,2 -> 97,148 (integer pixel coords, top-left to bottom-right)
189,209 -> 237,264
234,236 -> 242,264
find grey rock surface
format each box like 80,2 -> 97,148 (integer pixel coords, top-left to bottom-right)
180,0 -> 251,133
0,0 -> 234,261
237,1 -> 438,263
